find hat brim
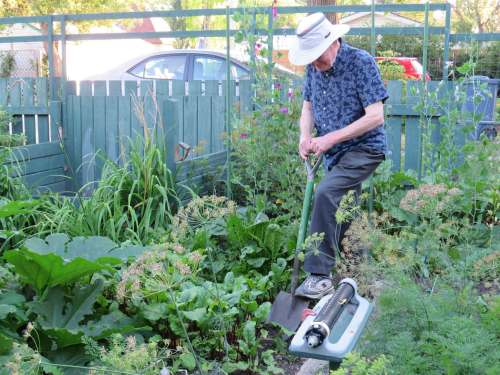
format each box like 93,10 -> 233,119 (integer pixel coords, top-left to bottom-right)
288,24 -> 350,66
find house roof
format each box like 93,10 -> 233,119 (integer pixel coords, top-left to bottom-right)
340,12 -> 422,27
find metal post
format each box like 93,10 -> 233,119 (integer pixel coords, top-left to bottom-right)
370,0 -> 376,56
267,7 -> 273,91
61,16 -> 67,101
47,16 -> 56,100
443,3 -> 451,80
369,0 -> 376,215
251,8 -> 257,106
422,1 -> 430,85
225,6 -> 232,199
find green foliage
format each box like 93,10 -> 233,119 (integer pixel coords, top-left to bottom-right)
331,352 -> 391,375
84,334 -> 176,374
72,139 -> 181,244
0,52 -> 16,78
4,247 -> 108,294
362,275 -> 500,374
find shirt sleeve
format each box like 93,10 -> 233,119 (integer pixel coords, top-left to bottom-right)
303,64 -> 312,102
356,54 -> 388,108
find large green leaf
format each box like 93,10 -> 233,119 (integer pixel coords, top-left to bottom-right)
29,281 -> 104,348
24,234 -> 147,263
4,248 -> 107,293
83,308 -> 146,338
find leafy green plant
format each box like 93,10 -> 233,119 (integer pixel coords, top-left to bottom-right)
4,234 -> 146,294
331,352 -> 391,375
361,275 -> 500,374
72,138 -> 181,244
0,52 -> 15,78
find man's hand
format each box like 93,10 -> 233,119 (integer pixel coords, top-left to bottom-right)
299,137 -> 313,160
310,132 -> 340,156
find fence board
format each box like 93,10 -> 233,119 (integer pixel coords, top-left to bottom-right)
156,80 -> 169,96
80,95 -> 94,190
118,96 -> 132,163
8,78 -> 21,107
109,80 -> 122,96
94,81 -> 107,96
183,96 -> 198,157
404,116 -> 421,173
212,96 -> 226,153
124,81 -> 137,97
0,79 -> 7,107
71,96 -> 82,189
106,96 -> 119,162
66,81 -> 77,96
198,96 -> 212,155
189,80 -> 202,96
204,80 -> 219,96
36,78 -> 48,107
239,80 -> 252,114
93,96 -> 106,180
172,80 -> 185,96
385,81 -> 403,171
80,81 -> 92,96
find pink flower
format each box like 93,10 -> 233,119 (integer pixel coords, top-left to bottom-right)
279,107 -> 288,114
240,133 -> 249,139
272,0 -> 278,18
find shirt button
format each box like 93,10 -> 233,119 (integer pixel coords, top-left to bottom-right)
323,107 -> 326,110
323,90 -> 326,94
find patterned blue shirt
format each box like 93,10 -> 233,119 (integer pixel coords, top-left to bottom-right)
303,41 -> 388,170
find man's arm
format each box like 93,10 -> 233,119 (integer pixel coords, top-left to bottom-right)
310,101 -> 384,156
298,100 -> 315,160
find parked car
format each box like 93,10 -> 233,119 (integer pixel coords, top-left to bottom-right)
375,57 -> 431,81
83,49 -> 298,82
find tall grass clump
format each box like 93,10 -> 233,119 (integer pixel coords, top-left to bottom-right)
74,137 -> 182,244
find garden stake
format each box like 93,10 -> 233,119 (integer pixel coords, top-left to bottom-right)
267,155 -> 323,332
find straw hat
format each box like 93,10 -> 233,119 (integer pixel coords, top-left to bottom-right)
289,13 -> 350,66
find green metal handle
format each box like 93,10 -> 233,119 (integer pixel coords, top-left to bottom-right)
291,155 -> 323,294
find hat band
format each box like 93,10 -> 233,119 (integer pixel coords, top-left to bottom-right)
297,13 -> 326,37
298,30 -> 332,50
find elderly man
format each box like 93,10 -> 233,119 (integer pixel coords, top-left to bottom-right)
288,13 -> 388,299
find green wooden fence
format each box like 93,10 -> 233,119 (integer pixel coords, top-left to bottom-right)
1,77 -> 253,194
2,75 -> 468,195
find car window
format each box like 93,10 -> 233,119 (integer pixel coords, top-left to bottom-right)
193,56 -> 226,80
193,56 -> 249,80
233,64 -> 250,80
129,55 -> 186,79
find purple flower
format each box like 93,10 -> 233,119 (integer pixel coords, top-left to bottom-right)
274,82 -> 282,90
272,1 -> 278,18
287,90 -> 294,98
279,107 -> 288,114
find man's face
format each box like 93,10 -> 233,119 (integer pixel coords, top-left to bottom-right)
312,40 -> 340,72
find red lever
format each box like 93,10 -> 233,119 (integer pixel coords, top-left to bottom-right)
301,308 -> 316,321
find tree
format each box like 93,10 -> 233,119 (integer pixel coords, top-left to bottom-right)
0,1 -> 153,75
450,0 -> 500,33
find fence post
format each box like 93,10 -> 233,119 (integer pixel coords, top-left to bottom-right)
226,6 -> 232,199
161,99 -> 179,174
443,3 -> 451,80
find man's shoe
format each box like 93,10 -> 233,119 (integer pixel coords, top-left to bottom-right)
294,274 -> 335,299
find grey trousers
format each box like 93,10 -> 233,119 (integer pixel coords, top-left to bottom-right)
304,148 -> 384,275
